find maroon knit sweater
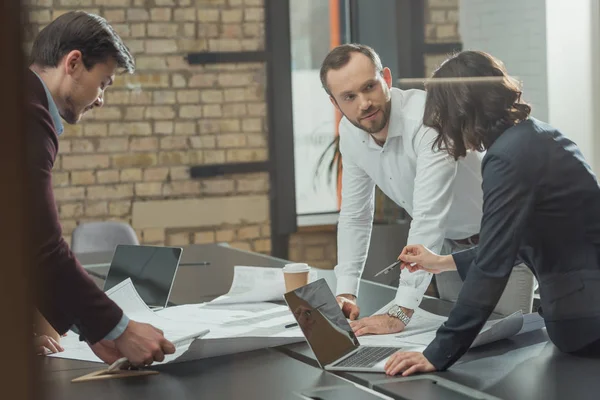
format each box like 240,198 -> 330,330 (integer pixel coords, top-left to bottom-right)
26,69 -> 122,343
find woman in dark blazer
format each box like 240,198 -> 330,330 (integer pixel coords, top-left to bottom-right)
384,50 -> 600,377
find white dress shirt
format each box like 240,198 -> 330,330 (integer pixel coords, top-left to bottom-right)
335,87 -> 484,310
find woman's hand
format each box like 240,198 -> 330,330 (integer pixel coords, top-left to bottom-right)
398,244 -> 456,274
385,351 -> 436,376
34,335 -> 64,355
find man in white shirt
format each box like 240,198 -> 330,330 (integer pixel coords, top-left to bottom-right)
320,44 -> 530,336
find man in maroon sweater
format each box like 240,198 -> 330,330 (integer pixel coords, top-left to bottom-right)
27,11 -> 174,366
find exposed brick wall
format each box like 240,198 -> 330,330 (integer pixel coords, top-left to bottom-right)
25,0 -> 271,254
424,0 -> 460,78
289,227 -> 337,270
459,0 -> 548,121
425,0 -> 459,44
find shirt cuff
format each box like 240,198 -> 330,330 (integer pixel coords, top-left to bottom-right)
335,275 -> 361,298
103,314 -> 130,341
393,286 -> 426,310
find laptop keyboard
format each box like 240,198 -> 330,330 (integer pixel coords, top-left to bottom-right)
333,346 -> 398,368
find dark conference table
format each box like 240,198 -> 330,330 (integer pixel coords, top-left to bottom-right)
44,244 -> 600,400
42,346 -> 364,400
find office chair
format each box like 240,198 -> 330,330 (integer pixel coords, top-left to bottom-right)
71,221 -> 140,254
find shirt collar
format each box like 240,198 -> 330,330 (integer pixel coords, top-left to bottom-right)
31,70 -> 64,136
365,87 -> 403,150
385,87 -> 403,139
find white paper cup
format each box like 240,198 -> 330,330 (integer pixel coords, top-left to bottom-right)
283,263 -> 310,292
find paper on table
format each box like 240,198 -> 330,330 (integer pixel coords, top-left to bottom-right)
395,315 -> 524,349
209,266 -> 318,305
50,279 -> 209,364
51,278 -> 305,366
51,330 -> 203,365
105,279 -> 210,344
156,303 -> 256,325
394,308 -> 448,338
104,277 -> 160,320
359,306 -> 446,349
360,307 -> 540,348
156,302 -> 297,334
470,311 -> 523,348
369,300 -> 447,338
154,302 -> 305,362
518,311 -> 545,334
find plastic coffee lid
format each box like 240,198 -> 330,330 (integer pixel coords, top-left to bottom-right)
283,263 -> 310,273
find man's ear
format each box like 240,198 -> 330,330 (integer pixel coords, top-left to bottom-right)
63,50 -> 84,76
382,67 -> 392,88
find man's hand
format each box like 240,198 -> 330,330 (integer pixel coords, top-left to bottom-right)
384,351 -> 436,376
350,314 -> 406,336
336,294 -> 360,320
90,340 -> 122,364
114,321 -> 176,366
91,320 -> 176,367
399,244 -> 456,274
34,335 -> 63,355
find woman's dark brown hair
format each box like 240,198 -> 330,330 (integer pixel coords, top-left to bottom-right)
423,51 -> 531,160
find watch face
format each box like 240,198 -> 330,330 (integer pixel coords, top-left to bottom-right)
388,305 -> 400,315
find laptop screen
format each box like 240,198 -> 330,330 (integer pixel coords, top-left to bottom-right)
103,245 -> 182,308
284,279 -> 360,367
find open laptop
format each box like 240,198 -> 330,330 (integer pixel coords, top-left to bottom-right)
283,278 -> 400,372
103,245 -> 182,310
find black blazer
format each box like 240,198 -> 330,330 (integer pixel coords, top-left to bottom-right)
424,118 -> 600,371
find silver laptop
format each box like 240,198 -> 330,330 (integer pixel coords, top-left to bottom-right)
283,279 -> 399,372
103,245 -> 182,310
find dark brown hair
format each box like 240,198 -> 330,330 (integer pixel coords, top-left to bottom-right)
320,43 -> 383,96
423,51 -> 531,160
30,11 -> 134,73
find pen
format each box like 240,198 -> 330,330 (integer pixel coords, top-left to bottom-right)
374,260 -> 416,278
285,323 -> 298,329
179,261 -> 211,266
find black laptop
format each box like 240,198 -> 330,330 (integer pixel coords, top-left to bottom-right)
103,245 -> 182,309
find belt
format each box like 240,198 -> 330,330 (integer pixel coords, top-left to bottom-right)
453,234 -> 479,245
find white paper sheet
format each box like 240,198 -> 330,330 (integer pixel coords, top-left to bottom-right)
209,266 -> 318,305
361,306 -> 535,350
151,302 -> 304,362
50,279 -> 212,364
518,311 -> 545,334
359,306 -> 447,349
50,279 -> 305,365
368,300 -> 448,338
471,311 -> 523,348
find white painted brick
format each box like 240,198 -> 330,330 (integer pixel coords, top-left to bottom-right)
459,0 -> 548,121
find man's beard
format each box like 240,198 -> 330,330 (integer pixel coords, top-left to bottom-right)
347,100 -> 392,134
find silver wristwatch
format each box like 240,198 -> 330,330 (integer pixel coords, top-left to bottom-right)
387,304 -> 411,326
